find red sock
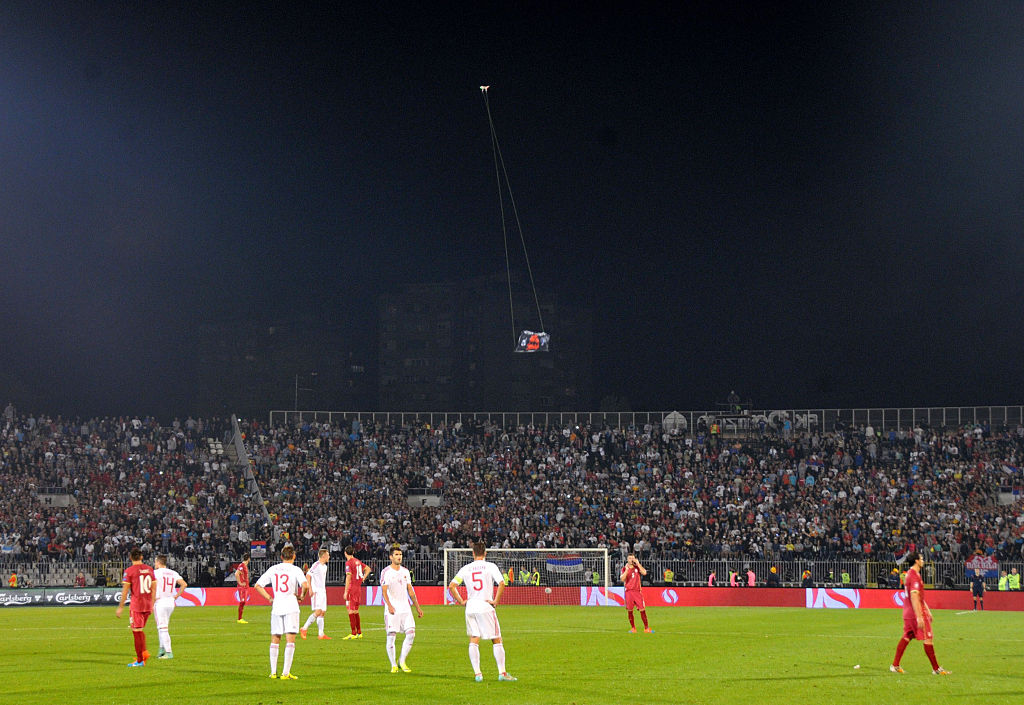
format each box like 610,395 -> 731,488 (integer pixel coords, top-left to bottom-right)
132,631 -> 145,662
923,644 -> 939,670
627,610 -> 635,628
238,602 -> 245,620
355,613 -> 361,634
348,613 -> 357,635
640,610 -> 649,628
892,637 -> 910,666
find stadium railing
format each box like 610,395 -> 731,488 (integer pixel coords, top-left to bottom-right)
268,406 -> 1024,434
4,558 -> 1019,591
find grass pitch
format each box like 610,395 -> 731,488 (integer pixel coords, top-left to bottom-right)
3,605 -> 1022,705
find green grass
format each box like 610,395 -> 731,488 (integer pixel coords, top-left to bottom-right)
3,605 -> 1023,704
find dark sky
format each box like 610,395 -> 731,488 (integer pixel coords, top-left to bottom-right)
2,2 -> 1023,417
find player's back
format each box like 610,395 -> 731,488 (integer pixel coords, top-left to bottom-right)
307,562 -> 327,592
258,562 -> 306,615
123,563 -> 155,612
153,567 -> 181,602
456,559 -> 504,613
346,557 -> 365,587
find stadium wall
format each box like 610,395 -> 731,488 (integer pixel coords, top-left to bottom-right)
6,586 -> 1024,610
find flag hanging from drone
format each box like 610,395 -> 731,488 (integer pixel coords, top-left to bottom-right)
515,330 -> 550,353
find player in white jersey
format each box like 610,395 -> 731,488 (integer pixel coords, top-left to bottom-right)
447,542 -> 517,682
254,545 -> 310,680
300,548 -> 331,639
152,554 -> 187,659
380,546 -> 423,673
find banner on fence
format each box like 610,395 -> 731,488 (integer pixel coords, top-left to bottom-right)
964,555 -> 999,578
546,553 -> 584,574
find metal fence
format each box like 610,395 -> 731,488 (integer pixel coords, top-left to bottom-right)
5,558 -> 1020,590
268,406 -> 1024,433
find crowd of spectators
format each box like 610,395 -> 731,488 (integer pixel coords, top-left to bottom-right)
2,401 -> 1024,575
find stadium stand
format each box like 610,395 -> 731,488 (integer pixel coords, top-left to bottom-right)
1,412 -> 1022,586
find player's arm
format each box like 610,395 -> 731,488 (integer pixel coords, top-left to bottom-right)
115,579 -> 130,617
344,570 -> 352,598
909,589 -> 925,626
305,568 -> 315,602
175,576 -> 188,599
253,574 -> 272,602
407,581 -> 424,618
447,577 -> 466,606
634,559 -> 648,576
360,562 -> 372,580
620,565 -> 630,583
491,580 -> 506,607
382,577 -> 396,614
299,577 -> 310,601
234,567 -> 243,584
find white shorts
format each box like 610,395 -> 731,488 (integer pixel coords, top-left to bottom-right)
154,599 -> 175,629
465,609 -> 501,640
311,593 -> 327,612
384,611 -> 415,634
271,611 -> 300,635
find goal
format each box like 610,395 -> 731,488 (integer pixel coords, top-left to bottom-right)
443,547 -> 610,606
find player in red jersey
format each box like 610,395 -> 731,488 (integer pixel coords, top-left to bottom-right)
235,553 -> 251,623
891,552 -> 951,675
620,554 -> 651,633
116,548 -> 154,667
342,545 -> 372,639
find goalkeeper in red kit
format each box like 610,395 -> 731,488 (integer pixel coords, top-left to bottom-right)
621,554 -> 652,633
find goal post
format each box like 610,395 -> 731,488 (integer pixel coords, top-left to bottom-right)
443,547 -> 610,606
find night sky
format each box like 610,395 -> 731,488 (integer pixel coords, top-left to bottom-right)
2,3 -> 1023,418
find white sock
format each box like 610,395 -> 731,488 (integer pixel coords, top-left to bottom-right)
386,634 -> 397,667
283,643 -> 295,676
399,630 -> 415,665
269,643 -> 279,675
316,616 -> 325,636
468,642 -> 481,674
303,613 -> 316,630
493,643 -> 506,674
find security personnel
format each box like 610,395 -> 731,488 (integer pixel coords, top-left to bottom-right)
998,570 -> 1009,591
7,572 -> 16,588
591,571 -> 601,587
841,570 -> 851,585
663,568 -> 675,585
519,567 -> 532,584
1009,568 -> 1021,591
530,568 -> 541,586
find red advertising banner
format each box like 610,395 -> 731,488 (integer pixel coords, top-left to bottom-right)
163,586 -> 1024,611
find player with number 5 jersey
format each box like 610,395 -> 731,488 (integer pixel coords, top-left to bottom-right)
448,542 -> 517,682
116,548 -> 154,667
254,545 -> 309,680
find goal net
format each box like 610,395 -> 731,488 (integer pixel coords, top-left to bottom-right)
443,548 -> 610,606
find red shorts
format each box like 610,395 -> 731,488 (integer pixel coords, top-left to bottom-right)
625,590 -> 645,610
902,615 -> 933,641
129,610 -> 151,630
346,591 -> 362,609
238,588 -> 249,602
